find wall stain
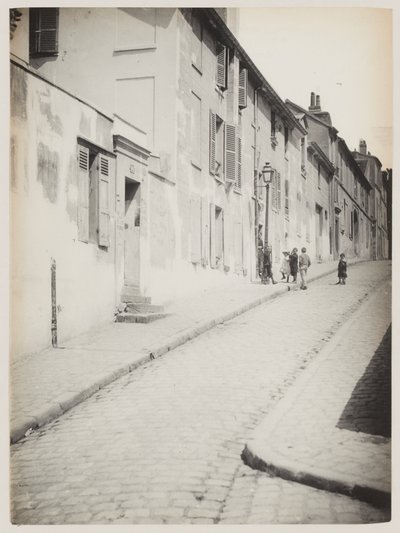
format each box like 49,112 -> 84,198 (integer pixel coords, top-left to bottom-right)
39,89 -> 63,136
65,154 -> 78,222
37,142 -> 59,203
10,65 -> 27,119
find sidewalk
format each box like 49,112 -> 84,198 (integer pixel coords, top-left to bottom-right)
242,275 -> 391,509
10,260 -> 357,444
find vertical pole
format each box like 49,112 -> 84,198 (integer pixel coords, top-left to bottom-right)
51,257 -> 57,348
264,183 -> 269,250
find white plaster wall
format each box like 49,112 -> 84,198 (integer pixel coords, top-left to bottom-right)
10,64 -> 116,360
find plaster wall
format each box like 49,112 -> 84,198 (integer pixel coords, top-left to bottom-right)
10,63 -> 116,360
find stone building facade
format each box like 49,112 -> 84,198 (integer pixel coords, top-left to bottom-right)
10,7 -> 390,359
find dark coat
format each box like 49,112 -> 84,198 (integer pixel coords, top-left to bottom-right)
289,252 -> 298,275
338,259 -> 347,278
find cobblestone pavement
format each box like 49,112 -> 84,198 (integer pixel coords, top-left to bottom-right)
10,261 -> 391,525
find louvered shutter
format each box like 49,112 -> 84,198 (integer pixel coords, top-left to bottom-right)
271,171 -> 277,210
210,203 -> 216,268
209,111 -> 216,175
30,8 -> 59,56
277,172 -> 281,211
225,124 -> 236,183
238,68 -> 248,108
236,137 -> 242,189
216,43 -> 227,89
98,154 -> 110,247
77,145 -> 89,243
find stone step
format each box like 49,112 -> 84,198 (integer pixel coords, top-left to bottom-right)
122,295 -> 152,304
126,303 -> 164,314
115,312 -> 167,324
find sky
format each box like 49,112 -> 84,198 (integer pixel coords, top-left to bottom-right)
237,7 -> 393,168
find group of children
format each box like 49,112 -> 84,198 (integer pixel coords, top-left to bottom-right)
278,249 -> 348,288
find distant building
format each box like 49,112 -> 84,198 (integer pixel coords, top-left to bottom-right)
286,95 -> 373,261
352,140 -> 389,260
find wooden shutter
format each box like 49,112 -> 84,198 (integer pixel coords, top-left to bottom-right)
190,194 -> 201,264
209,110 -> 216,175
210,203 -> 216,268
98,154 -> 110,247
30,8 -> 59,56
277,171 -> 281,211
225,123 -> 236,183
77,145 -> 89,243
271,171 -> 277,210
216,43 -> 227,89
236,137 -> 242,189
201,196 -> 209,266
238,68 -> 248,108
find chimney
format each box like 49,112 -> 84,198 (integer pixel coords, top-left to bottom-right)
359,139 -> 367,155
310,92 -> 316,109
315,95 -> 321,110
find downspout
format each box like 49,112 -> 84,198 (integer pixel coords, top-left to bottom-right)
254,86 -> 262,279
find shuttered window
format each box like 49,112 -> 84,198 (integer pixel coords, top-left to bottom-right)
29,8 -> 59,57
209,111 -> 216,175
216,43 -> 227,89
225,123 -> 236,183
276,171 -> 281,211
77,141 -> 112,249
98,155 -> 110,247
236,137 -> 242,189
238,67 -> 248,109
77,145 -> 89,243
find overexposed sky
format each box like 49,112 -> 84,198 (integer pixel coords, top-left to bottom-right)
238,7 -> 392,168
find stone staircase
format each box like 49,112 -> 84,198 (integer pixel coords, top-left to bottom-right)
115,283 -> 167,323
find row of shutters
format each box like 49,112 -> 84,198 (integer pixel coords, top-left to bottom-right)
216,42 -> 248,110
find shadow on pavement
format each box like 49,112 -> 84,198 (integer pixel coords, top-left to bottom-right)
337,325 -> 391,438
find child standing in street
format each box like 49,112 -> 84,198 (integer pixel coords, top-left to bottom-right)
289,248 -> 299,283
279,251 -> 290,282
299,247 -> 311,290
337,253 -> 347,284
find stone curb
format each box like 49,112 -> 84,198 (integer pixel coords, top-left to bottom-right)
10,262 -> 358,445
242,275 -> 391,509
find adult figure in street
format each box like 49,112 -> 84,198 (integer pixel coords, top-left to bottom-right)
262,244 -> 278,285
279,251 -> 290,282
337,253 -> 347,285
289,248 -> 299,283
299,247 -> 311,290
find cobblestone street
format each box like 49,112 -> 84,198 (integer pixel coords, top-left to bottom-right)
10,261 -> 391,525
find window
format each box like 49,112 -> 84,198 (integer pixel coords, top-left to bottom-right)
238,66 -> 248,109
343,200 -> 348,235
272,171 -> 281,212
284,127 -> 289,154
216,42 -> 227,90
191,92 -> 201,167
301,138 -> 306,175
284,179 -> 289,218
209,111 -> 237,182
29,8 -> 59,57
191,13 -> 202,72
271,111 -> 276,141
235,137 -> 242,190
210,204 -> 224,268
77,141 -> 111,248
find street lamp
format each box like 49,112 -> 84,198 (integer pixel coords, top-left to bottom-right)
260,162 -> 274,250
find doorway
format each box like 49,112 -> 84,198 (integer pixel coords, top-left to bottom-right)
315,204 -> 323,260
334,216 -> 340,259
124,179 -> 141,286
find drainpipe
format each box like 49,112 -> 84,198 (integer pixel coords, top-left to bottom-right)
254,86 -> 262,278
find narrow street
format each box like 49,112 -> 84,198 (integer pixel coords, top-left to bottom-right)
10,261 -> 391,525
